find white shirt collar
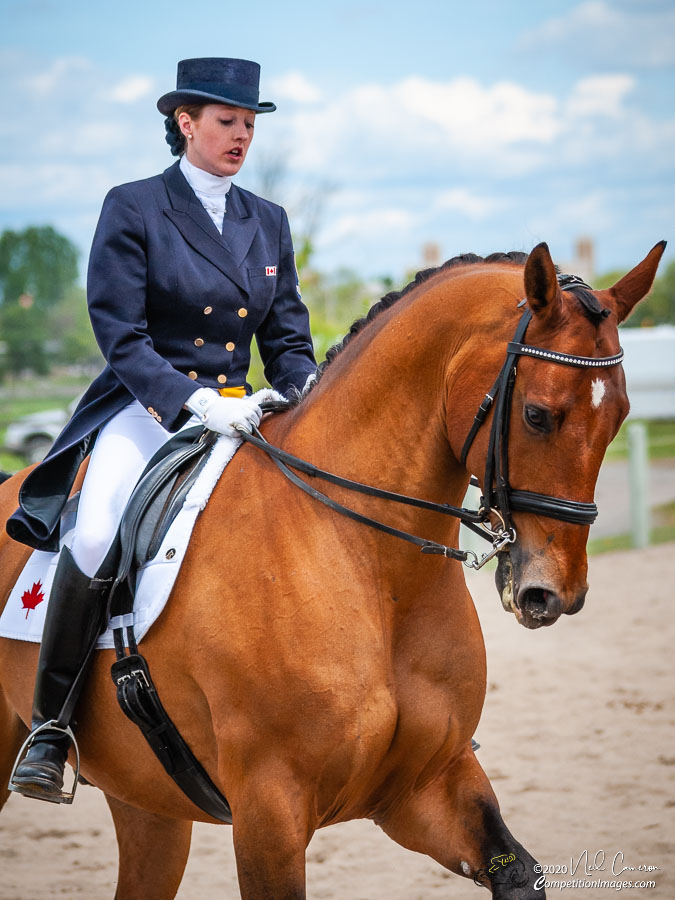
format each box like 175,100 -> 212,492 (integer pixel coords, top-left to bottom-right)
180,154 -> 233,197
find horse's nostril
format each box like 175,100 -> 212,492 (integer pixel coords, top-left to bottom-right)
519,587 -> 562,620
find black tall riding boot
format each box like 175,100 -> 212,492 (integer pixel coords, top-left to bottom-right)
9,546 -> 110,804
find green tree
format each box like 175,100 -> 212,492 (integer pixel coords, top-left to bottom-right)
0,226 -> 80,376
0,226 -> 79,309
50,285 -> 103,369
639,259 -> 675,325
0,299 -> 50,376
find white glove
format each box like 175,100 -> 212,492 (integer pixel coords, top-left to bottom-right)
185,388 -> 262,437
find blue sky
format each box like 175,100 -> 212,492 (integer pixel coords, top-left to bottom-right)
2,0 -> 674,282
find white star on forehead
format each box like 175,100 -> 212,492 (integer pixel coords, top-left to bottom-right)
591,378 -> 606,409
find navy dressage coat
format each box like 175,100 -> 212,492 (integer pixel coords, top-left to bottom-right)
6,160 -> 316,551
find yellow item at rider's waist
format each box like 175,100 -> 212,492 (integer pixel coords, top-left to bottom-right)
218,386 -> 247,399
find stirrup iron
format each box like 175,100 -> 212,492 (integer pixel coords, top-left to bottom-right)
8,720 -> 80,805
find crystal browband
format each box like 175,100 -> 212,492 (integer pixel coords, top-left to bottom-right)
506,343 -> 624,369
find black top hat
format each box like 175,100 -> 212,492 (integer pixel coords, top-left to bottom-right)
157,58 -> 276,116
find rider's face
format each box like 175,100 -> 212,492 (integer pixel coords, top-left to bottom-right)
179,104 -> 255,177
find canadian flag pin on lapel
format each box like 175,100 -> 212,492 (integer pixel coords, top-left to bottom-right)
265,266 -> 277,276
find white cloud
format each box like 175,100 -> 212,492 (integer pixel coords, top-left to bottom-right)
321,207 -> 416,247
530,191 -> 614,236
108,75 -> 154,104
521,0 -> 675,67
277,75 -> 565,181
566,75 -> 635,119
394,76 -> 561,147
435,188 -> 505,221
22,56 -> 91,96
269,71 -> 321,104
269,68 -> 673,183
0,162 -> 115,206
40,121 -> 128,157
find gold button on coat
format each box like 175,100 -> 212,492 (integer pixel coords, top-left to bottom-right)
203,306 -> 213,315
217,374 -> 227,384
237,307 -> 248,318
225,341 -> 235,352
188,371 -> 198,380
194,338 -> 204,347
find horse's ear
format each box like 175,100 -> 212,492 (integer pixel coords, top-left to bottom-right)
524,242 -> 563,328
607,241 -> 667,323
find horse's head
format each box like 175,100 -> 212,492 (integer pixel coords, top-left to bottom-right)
460,242 -> 665,629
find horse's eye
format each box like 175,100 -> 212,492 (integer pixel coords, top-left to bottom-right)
524,405 -> 550,432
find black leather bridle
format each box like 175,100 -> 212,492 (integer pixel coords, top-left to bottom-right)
238,275 -> 624,570
459,277 -> 624,559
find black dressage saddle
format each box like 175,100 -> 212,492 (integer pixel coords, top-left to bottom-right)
113,425 -> 216,596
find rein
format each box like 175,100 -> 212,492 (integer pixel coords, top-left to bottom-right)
237,425 -> 489,562
239,276 -> 624,570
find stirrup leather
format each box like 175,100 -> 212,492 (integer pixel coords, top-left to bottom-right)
8,720 -> 80,805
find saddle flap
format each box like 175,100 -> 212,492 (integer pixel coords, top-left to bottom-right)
108,426 -> 217,615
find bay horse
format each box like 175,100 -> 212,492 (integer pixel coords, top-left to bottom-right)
0,242 -> 664,898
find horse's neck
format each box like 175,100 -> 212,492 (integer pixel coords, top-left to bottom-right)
278,284 -> 473,510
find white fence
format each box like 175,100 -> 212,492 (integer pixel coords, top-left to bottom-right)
621,325 -> 675,420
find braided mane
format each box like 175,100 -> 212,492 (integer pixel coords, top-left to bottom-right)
299,250 -> 603,402
303,252 -> 527,397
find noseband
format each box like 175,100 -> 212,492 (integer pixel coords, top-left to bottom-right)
237,275 -> 624,570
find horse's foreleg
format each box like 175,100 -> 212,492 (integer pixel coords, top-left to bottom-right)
230,773 -> 312,900
105,794 -> 193,900
376,750 -> 544,899
0,685 -> 29,812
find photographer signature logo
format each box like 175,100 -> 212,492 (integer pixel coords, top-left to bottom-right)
489,853 -> 516,873
474,852 -> 529,889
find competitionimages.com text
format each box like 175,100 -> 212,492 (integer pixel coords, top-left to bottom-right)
535,876 -> 657,892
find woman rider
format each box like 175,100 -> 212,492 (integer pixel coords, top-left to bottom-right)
7,57 -> 317,803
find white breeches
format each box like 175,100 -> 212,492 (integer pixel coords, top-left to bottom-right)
71,401 -> 199,577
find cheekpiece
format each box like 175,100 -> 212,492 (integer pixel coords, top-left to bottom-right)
157,57 -> 276,116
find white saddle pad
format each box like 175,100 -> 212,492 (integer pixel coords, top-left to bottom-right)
0,389 -> 284,649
